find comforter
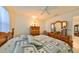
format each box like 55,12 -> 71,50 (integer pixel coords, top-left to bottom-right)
0,35 -> 73,53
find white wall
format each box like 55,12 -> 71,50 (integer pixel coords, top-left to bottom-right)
13,13 -> 46,36
73,16 -> 79,26
14,15 -> 30,36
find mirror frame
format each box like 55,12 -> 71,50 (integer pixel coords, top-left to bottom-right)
51,21 -> 67,35
55,21 -> 62,34
74,24 -> 79,36
51,23 -> 56,32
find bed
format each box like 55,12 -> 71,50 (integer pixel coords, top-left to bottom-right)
0,35 -> 73,53
0,28 -> 14,47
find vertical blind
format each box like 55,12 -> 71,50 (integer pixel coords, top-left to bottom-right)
0,7 -> 10,32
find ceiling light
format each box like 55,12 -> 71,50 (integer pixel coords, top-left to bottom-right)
32,16 -> 37,19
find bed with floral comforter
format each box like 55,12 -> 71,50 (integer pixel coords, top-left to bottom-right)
0,35 -> 73,53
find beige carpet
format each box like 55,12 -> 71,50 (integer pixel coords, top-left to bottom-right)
73,36 -> 79,53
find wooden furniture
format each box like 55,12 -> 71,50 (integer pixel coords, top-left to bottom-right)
0,28 -> 14,47
51,21 -> 67,36
43,30 -> 48,35
0,32 -> 7,46
48,32 -> 73,47
30,26 -> 40,36
49,21 -> 72,47
74,32 -> 79,36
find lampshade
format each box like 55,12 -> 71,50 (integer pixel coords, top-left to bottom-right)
51,24 -> 54,29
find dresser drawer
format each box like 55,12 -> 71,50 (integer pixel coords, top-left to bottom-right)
30,26 -> 40,36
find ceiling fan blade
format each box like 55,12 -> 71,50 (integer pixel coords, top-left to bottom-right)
41,6 -> 50,15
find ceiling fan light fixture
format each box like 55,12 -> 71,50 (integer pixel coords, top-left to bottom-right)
32,16 -> 37,19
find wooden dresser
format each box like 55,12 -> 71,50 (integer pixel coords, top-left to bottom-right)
74,32 -> 79,36
30,26 -> 40,36
48,32 -> 73,47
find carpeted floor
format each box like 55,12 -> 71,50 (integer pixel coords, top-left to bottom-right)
73,36 -> 79,53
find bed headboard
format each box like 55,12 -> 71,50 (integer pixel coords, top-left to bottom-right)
0,28 -> 15,40
0,28 -> 15,46
11,28 -> 14,38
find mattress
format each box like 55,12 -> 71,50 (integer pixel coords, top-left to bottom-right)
0,35 -> 73,53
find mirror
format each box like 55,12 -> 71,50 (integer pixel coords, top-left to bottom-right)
62,21 -> 67,28
54,21 -> 62,34
62,21 -> 67,35
51,23 -> 55,32
74,24 -> 79,36
51,21 -> 67,35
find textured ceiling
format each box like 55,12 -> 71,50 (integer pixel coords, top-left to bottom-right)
12,6 -> 79,19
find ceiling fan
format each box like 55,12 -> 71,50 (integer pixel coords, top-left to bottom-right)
41,6 -> 50,15
40,6 -> 59,19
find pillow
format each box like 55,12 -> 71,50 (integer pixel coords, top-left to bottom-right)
27,35 -> 43,46
32,40 -> 43,46
27,35 -> 33,43
20,35 -> 27,39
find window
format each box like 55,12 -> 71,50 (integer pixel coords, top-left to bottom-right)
0,7 -> 10,32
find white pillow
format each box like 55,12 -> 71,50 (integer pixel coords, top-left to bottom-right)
27,35 -> 42,46
20,35 -> 27,39
32,40 -> 42,46
27,35 -> 33,43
